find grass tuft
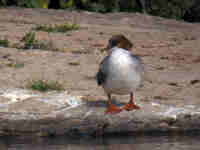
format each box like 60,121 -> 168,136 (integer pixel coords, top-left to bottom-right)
34,23 -> 80,33
26,79 -> 65,92
21,32 -> 58,50
21,32 -> 38,49
0,38 -> 9,47
7,62 -> 24,68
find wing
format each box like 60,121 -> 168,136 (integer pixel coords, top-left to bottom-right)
130,53 -> 141,62
130,54 -> 145,87
96,56 -> 110,86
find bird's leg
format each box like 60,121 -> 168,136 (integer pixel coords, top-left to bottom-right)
105,94 -> 122,114
123,92 -> 140,111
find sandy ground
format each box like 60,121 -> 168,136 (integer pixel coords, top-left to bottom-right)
0,8 -> 200,108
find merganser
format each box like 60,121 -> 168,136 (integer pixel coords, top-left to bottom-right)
96,35 -> 144,114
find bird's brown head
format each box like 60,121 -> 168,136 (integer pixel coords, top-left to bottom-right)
106,34 -> 133,51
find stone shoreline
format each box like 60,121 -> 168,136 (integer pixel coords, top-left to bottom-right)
0,88 -> 200,137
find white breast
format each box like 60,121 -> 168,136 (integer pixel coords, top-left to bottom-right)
103,48 -> 143,95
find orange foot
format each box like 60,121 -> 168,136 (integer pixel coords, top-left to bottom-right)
105,105 -> 122,114
123,103 -> 140,111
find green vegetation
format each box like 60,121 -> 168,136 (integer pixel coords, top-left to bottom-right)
0,0 -> 48,8
26,79 -> 65,92
14,63 -> 25,68
34,23 -> 80,33
147,0 -> 195,20
21,32 -> 38,49
0,32 -> 58,51
0,0 -> 200,22
21,32 -> 58,50
7,62 -> 24,68
0,38 -> 9,47
68,61 -> 80,66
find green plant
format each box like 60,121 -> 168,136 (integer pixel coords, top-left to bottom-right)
22,32 -> 38,49
0,0 -> 49,8
26,79 -> 65,92
0,38 -> 9,47
1,0 -> 199,22
0,0 -> 7,6
21,32 -> 58,50
87,2 -> 107,13
7,62 -> 24,68
17,0 -> 49,8
34,23 -> 80,33
68,61 -> 80,66
149,0 -> 195,19
60,0 -> 74,9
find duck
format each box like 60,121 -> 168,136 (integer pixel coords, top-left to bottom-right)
96,34 -> 144,114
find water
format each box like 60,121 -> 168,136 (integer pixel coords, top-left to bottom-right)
1,134 -> 200,150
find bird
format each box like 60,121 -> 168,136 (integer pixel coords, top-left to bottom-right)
96,34 -> 144,114
106,34 -> 133,51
